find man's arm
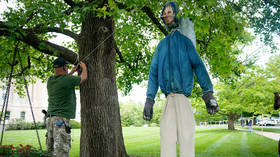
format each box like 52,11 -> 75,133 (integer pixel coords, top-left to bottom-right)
79,61 -> 87,83
69,61 -> 87,83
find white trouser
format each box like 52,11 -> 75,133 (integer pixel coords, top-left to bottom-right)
160,93 -> 195,157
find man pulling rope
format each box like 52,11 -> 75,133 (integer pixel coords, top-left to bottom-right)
46,57 -> 87,157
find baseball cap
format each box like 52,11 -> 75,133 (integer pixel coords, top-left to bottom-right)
53,57 -> 69,68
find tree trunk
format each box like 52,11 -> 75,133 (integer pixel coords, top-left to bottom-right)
78,13 -> 128,157
228,113 -> 236,130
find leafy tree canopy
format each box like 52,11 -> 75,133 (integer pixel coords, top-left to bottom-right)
229,0 -> 280,50
0,0 -> 257,95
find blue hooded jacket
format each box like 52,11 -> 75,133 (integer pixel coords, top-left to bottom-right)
146,2 -> 213,100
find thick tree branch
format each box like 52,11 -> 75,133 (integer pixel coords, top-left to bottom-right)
114,1 -> 168,36
24,35 -> 78,63
31,27 -> 79,40
0,21 -> 78,64
24,9 -> 79,40
21,10 -> 77,39
47,28 -> 79,40
141,6 -> 168,36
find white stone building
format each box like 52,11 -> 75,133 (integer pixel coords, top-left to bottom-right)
0,80 -> 81,124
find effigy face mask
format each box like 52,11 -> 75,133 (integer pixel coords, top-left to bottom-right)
161,5 -> 175,25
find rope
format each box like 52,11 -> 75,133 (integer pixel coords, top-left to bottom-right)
78,30 -> 115,63
0,44 -> 17,145
17,49 -> 42,151
74,53 -> 79,65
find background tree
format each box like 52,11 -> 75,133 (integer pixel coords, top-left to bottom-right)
119,101 -> 144,127
0,0 -> 254,156
212,54 -> 280,130
119,100 -> 163,127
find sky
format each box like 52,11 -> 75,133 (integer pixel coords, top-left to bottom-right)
240,33 -> 279,67
0,1 -> 278,104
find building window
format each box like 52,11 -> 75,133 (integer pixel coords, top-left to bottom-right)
20,112 -> 25,120
5,111 -> 10,120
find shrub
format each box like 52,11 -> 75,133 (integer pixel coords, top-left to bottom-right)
120,101 -> 164,127
7,119 -> 46,130
7,119 -> 80,130
35,121 -> 46,129
0,144 -> 50,156
70,120 -> 81,129
149,123 -> 158,127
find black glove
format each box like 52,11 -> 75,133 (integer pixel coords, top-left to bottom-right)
202,92 -> 219,115
143,98 -> 155,121
274,92 -> 280,110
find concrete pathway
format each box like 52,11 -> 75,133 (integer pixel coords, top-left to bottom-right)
238,128 -> 280,141
254,130 -> 280,141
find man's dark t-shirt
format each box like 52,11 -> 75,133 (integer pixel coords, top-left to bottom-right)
47,74 -> 81,119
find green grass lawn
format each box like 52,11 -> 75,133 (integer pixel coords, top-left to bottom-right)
1,127 -> 278,157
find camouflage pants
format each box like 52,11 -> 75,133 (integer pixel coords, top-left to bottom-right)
46,116 -> 71,157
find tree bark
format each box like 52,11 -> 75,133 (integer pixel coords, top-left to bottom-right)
228,113 -> 237,130
78,13 -> 128,157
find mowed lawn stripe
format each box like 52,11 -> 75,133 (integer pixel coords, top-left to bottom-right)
125,134 -> 159,144
195,130 -> 228,157
123,127 -> 159,136
239,132 -> 255,157
195,129 -> 250,157
247,132 -> 277,157
128,140 -> 160,151
123,128 -> 160,156
2,127 -> 278,157
214,131 -> 255,157
204,132 -> 232,155
195,132 -> 212,139
195,129 -> 228,151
